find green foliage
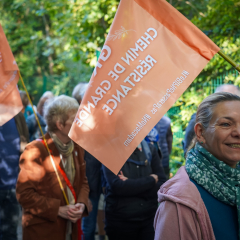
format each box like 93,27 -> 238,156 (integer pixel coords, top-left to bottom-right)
0,0 -> 120,101
166,0 -> 240,176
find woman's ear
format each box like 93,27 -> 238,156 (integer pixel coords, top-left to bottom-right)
194,123 -> 206,144
56,121 -> 63,131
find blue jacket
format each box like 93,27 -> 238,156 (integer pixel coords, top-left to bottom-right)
0,113 -> 29,190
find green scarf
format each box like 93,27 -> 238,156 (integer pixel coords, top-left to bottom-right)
186,143 -> 240,239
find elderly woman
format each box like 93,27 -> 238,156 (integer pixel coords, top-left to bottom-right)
154,92 -> 240,240
16,95 -> 89,240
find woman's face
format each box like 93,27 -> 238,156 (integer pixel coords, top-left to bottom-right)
57,112 -> 76,139
202,101 -> 240,168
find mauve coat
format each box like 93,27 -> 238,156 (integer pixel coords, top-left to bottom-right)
16,133 -> 89,240
154,166 -> 215,240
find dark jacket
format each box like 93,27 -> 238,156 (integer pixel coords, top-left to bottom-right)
85,151 -> 102,198
103,143 -> 166,222
16,133 -> 89,240
155,116 -> 172,167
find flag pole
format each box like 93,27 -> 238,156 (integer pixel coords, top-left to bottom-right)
218,50 -> 240,72
19,72 -> 69,205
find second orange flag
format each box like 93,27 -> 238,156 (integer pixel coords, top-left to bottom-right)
0,25 -> 22,126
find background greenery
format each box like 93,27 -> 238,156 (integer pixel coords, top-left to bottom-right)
1,0 -> 239,175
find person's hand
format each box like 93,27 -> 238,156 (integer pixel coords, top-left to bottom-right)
150,174 -> 158,183
68,203 -> 85,223
118,171 -> 128,181
58,205 -> 77,220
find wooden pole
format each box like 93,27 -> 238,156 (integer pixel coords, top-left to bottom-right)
19,72 -> 69,205
218,50 -> 240,72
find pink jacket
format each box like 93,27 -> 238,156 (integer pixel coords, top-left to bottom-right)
154,166 -> 216,240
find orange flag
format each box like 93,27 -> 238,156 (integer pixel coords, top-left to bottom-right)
0,25 -> 22,126
69,0 -> 220,174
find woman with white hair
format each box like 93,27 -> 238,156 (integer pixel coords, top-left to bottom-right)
154,92 -> 240,240
16,95 -> 89,240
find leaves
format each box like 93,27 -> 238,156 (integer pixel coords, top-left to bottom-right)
166,0 -> 240,176
1,0 -> 240,175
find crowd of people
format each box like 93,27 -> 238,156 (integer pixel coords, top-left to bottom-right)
1,83 -> 240,240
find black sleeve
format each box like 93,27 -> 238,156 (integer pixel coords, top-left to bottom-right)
84,152 -> 102,197
102,165 -> 156,197
137,145 -> 166,199
166,125 -> 173,154
150,145 -> 166,188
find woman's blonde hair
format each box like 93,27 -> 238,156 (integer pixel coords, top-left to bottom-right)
187,92 -> 240,153
44,95 -> 79,132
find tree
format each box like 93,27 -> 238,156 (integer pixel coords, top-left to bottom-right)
1,0 -> 239,174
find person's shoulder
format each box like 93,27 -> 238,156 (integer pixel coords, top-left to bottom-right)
187,113 -> 196,125
147,141 -> 156,152
26,113 -> 36,124
25,105 -> 33,112
25,139 -> 44,147
19,140 -> 50,181
162,115 -> 171,124
190,112 -> 196,120
84,151 -> 101,166
156,115 -> 171,125
159,167 -> 202,208
21,140 -> 47,160
74,143 -> 84,154
84,151 -> 96,160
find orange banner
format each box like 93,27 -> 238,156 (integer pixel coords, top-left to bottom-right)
0,25 -> 22,126
69,0 -> 220,174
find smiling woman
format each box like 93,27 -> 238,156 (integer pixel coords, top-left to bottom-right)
194,95 -> 240,168
154,92 -> 240,240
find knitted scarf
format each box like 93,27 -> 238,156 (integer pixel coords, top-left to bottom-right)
186,143 -> 240,239
49,132 -> 75,196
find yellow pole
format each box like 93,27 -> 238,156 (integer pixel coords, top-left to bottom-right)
218,50 -> 240,72
19,72 -> 69,205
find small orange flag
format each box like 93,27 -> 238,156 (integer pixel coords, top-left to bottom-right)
0,25 -> 22,126
69,0 -> 220,174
